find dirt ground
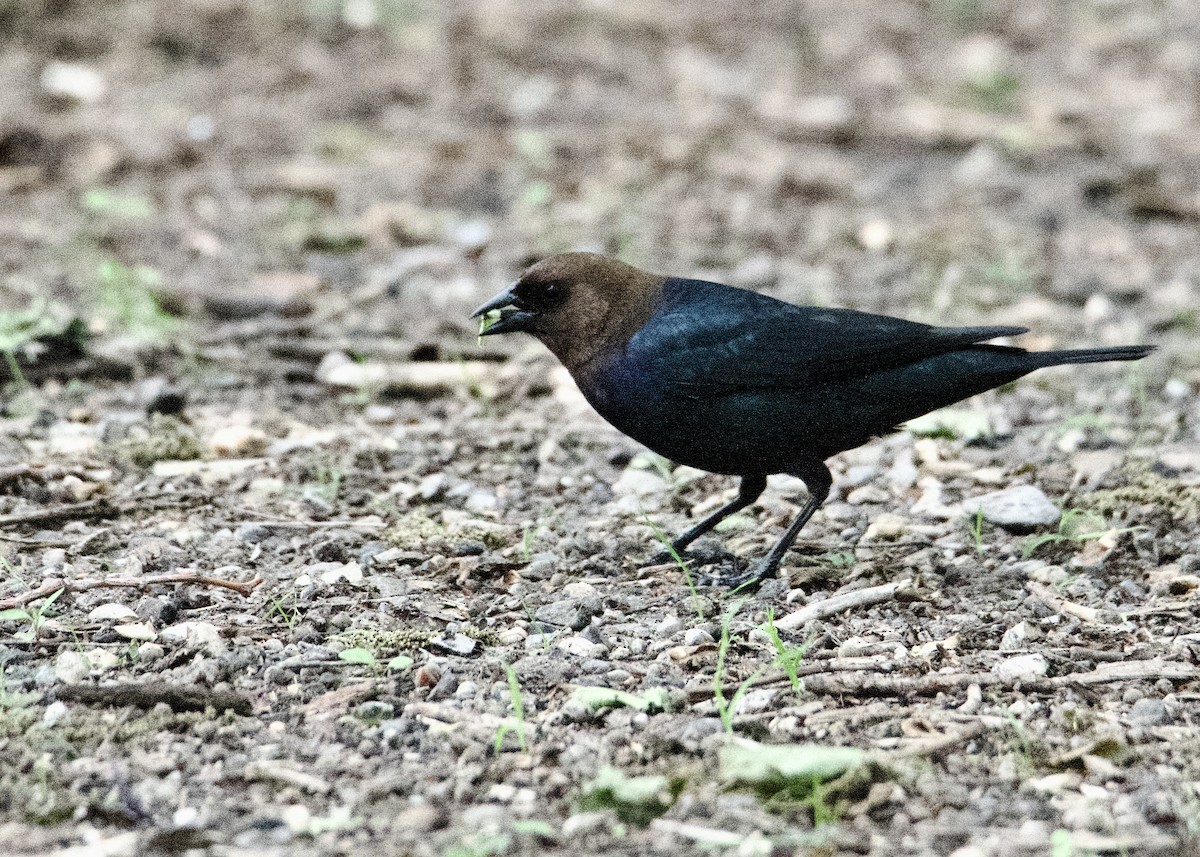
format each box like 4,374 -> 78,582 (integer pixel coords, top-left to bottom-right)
2,1 -> 1200,855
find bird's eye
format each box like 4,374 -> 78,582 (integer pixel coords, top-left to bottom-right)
514,279 -> 566,310
535,281 -> 567,306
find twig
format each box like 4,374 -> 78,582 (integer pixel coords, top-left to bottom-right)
316,358 -> 497,394
299,681 -> 381,717
799,659 -> 1200,698
791,539 -> 934,552
0,497 -> 118,527
244,761 -> 331,794
691,655 -> 900,704
1027,581 -> 1103,623
0,570 -> 261,610
199,278 -> 396,346
5,354 -> 135,385
649,820 -> 745,847
1055,658 -> 1199,686
0,463 -> 35,485
799,671 -> 990,697
1124,600 -> 1198,618
265,337 -> 419,362
0,533 -> 74,547
57,682 -> 252,715
894,720 -> 991,759
219,509 -> 386,529
404,700 -> 507,728
0,490 -> 208,529
1066,646 -> 1130,663
772,579 -> 915,631
197,315 -> 318,346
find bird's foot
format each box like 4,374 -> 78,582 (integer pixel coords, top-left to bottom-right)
697,559 -> 777,591
642,546 -> 690,567
644,539 -> 737,570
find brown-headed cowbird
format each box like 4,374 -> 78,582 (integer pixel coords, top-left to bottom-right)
474,253 -> 1153,587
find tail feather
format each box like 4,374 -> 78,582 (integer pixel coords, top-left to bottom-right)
1034,345 -> 1156,366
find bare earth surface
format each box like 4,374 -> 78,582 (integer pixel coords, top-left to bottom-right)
2,2 -> 1200,855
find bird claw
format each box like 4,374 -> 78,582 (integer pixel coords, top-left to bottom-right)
697,560 -> 775,591
643,546 -> 689,566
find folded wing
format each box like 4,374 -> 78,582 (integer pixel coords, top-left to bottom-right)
633,278 -> 1027,394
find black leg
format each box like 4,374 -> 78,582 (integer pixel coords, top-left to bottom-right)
714,463 -> 832,590
670,473 -> 767,554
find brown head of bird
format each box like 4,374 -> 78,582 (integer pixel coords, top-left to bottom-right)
473,252 -> 662,374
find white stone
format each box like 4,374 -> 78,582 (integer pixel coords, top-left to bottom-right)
498,627 -> 527,645
208,425 -> 268,457
612,468 -> 669,497
999,620 -> 1042,651
965,485 -> 1060,528
88,603 -> 138,622
683,627 -> 715,646
138,642 -> 166,661
319,561 -> 364,586
557,636 -> 607,658
864,512 -> 908,540
41,61 -> 106,102
54,651 -> 89,684
1164,378 -> 1190,400
846,484 -> 889,505
858,219 -> 893,251
561,812 -> 608,837
418,473 -> 447,499
114,622 -> 157,641
657,615 -> 683,636
159,621 -> 223,653
487,783 -> 518,802
993,653 -> 1049,682
43,700 -> 69,727
85,649 -> 120,672
465,490 -> 498,514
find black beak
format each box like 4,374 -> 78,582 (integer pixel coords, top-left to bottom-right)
471,287 -> 537,336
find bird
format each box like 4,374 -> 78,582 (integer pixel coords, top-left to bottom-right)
473,252 -> 1154,588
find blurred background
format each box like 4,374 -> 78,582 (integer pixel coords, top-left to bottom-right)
1,0 -> 1198,377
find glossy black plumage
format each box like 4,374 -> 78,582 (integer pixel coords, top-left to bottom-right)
474,253 -> 1154,587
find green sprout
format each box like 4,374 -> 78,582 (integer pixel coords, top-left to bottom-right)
970,508 -> 987,554
0,587 -> 65,642
1021,508 -> 1140,559
714,597 -> 763,733
763,607 -> 812,696
643,512 -> 704,620
494,663 -> 528,752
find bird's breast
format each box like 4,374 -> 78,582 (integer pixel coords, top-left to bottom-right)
574,349 -> 772,475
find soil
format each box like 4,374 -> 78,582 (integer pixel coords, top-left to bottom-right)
2,2 -> 1200,855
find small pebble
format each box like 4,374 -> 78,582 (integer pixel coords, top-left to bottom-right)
657,615 -> 683,636
847,484 -> 889,505
557,636 -> 607,658
965,485 -> 1060,529
993,653 -> 1049,682
498,628 -> 527,645
114,622 -> 158,642
43,701 -> 70,727
356,701 -> 396,720
999,621 -> 1042,652
864,512 -> 908,540
561,812 -> 609,837
88,603 -> 138,622
138,642 -> 166,661
1128,697 -> 1170,727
